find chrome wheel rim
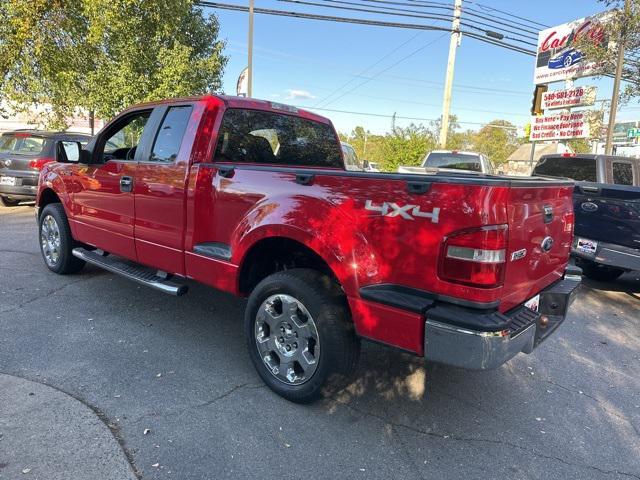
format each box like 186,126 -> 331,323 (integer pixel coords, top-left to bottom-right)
254,294 -> 320,385
40,214 -> 61,267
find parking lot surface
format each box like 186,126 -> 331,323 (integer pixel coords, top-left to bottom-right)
1,205 -> 639,480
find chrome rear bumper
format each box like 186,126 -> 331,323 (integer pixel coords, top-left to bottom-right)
424,269 -> 581,370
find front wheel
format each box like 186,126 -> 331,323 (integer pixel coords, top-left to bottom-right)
245,269 -> 360,403
0,196 -> 21,207
38,203 -> 85,274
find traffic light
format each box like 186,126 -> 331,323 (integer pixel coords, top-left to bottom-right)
531,85 -> 548,116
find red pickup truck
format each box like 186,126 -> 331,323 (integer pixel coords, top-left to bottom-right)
36,95 -> 580,403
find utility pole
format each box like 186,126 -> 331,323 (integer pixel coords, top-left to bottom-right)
439,0 -> 462,149
247,0 -> 255,97
605,0 -> 630,154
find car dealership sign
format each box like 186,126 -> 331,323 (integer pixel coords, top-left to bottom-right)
534,12 -> 613,84
530,111 -> 596,141
542,86 -> 597,110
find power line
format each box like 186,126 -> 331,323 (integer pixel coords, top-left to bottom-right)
356,0 -> 540,39
313,30 -> 424,107
281,0 -> 538,46
198,1 -> 452,33
465,0 -> 550,29
227,41 -> 532,96
198,1 -> 537,56
320,33 -> 448,108
295,105 -> 521,129
312,87 -> 531,116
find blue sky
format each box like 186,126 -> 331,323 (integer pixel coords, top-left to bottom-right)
202,0 -> 638,134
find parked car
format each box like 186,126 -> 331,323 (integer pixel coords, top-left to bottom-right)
0,130 -> 91,207
341,141 -> 364,171
340,142 -> 379,172
398,150 -> 494,175
36,95 -> 580,403
548,48 -> 583,69
533,153 -> 640,281
363,160 -> 379,172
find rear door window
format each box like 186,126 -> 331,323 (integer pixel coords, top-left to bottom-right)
533,156 -> 597,181
612,162 -> 634,185
214,108 -> 343,168
0,134 -> 46,155
149,106 -> 193,163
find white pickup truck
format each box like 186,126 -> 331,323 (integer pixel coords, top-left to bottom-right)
398,150 -> 494,175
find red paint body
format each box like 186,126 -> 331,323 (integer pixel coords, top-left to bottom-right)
38,95 -> 575,355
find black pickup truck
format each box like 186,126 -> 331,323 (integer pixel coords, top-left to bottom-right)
533,153 -> 640,281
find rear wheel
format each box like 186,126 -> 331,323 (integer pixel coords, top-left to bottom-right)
38,203 -> 85,274
245,268 -> 360,403
580,261 -> 625,282
0,196 -> 20,207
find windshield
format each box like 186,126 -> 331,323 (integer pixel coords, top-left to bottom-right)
0,134 -> 46,155
533,156 -> 597,182
423,152 -> 482,172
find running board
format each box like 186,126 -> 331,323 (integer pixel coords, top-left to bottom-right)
72,248 -> 188,296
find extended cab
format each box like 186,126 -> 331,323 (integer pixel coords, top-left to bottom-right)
534,153 -> 640,281
36,96 -> 580,403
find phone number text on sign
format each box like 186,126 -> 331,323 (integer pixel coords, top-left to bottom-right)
542,86 -> 597,110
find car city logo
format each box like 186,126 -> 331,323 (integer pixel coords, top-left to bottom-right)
365,200 -> 440,223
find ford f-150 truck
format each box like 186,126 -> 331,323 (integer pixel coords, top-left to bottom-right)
534,153 -> 640,281
36,95 -> 580,403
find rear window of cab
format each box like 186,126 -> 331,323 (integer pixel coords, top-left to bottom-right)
214,108 -> 343,168
533,156 -> 597,182
0,134 -> 47,155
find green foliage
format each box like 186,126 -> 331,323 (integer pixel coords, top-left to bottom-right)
380,124 -> 438,172
472,120 -> 519,165
341,119 -> 519,171
574,0 -> 640,101
567,138 -> 592,153
0,0 -> 227,129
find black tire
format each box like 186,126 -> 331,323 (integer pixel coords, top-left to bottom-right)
38,203 -> 85,274
581,261 -> 625,282
0,196 -> 21,207
245,268 -> 360,404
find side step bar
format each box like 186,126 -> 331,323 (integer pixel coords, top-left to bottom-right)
72,248 -> 188,296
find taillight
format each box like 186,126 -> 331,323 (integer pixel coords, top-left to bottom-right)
28,157 -> 55,170
439,225 -> 508,288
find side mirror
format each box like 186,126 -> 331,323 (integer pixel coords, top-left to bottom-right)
56,141 -> 90,164
362,159 -> 370,169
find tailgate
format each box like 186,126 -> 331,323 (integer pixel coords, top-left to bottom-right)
573,182 -> 640,250
500,185 -> 574,312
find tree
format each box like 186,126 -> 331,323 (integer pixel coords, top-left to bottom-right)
575,0 -> 639,101
567,138 -> 592,153
470,120 -> 519,165
379,124 -> 437,172
0,0 -> 227,130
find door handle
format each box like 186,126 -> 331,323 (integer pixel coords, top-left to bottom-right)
120,176 -> 133,193
577,185 -> 600,195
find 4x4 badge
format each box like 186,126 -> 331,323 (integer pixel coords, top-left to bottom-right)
365,200 -> 440,223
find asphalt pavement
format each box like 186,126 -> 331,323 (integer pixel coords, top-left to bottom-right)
1,205 -> 639,480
